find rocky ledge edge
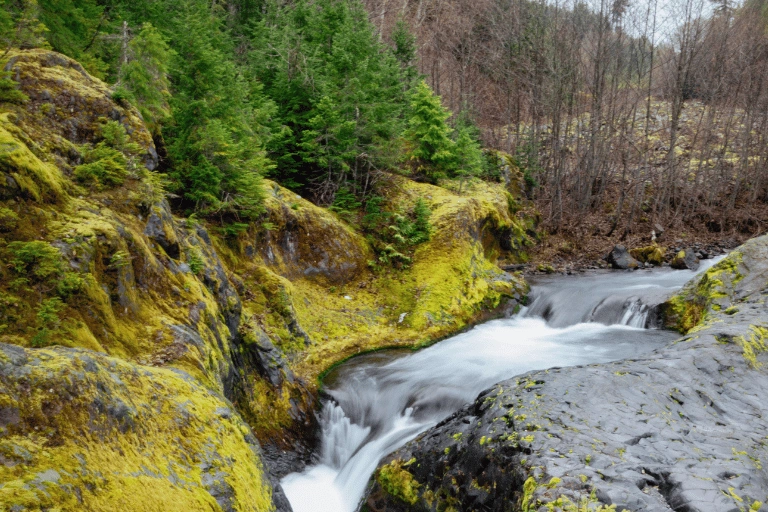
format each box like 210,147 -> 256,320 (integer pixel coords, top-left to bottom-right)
363,234 -> 768,512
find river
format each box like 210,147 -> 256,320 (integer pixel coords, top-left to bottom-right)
281,259 -> 721,512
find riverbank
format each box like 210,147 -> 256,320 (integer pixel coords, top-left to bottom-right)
364,235 -> 768,512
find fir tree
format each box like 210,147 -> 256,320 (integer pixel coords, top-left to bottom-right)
116,23 -> 172,133
404,80 -> 456,183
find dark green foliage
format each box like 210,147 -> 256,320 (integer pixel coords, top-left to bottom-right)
328,185 -> 362,221
0,0 -> 486,222
391,17 -> 417,88
0,0 -> 48,51
515,138 -> 541,195
6,240 -> 83,297
250,0 -> 410,202
453,114 -> 486,190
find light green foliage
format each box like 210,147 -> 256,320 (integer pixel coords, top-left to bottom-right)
365,196 -> 432,267
74,143 -> 128,188
377,458 -> 421,505
187,246 -> 204,275
4,240 -> 83,345
7,240 -> 63,281
0,70 -> 29,104
405,80 -> 457,182
74,120 -> 141,189
108,250 -> 132,269
0,207 -> 19,231
31,296 -> 64,346
117,23 -> 172,132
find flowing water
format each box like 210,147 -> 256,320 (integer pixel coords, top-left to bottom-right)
282,260 -> 722,512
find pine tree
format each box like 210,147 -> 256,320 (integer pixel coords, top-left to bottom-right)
391,17 -> 417,89
116,23 -> 172,133
250,0 -> 408,202
453,111 -> 486,192
404,80 -> 456,183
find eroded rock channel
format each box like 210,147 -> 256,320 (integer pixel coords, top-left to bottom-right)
282,257 -> 731,512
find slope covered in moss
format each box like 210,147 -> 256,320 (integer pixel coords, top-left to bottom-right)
0,48 -> 535,510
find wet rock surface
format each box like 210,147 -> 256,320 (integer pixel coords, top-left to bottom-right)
365,236 -> 768,512
604,245 -> 640,270
670,248 -> 701,271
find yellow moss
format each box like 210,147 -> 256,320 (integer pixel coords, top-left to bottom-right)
665,251 -> 743,333
0,346 -> 274,511
737,325 -> 768,369
377,458 -> 421,505
225,177 -> 531,383
630,244 -> 665,266
0,114 -> 66,203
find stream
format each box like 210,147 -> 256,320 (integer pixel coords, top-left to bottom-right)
281,260 -> 722,512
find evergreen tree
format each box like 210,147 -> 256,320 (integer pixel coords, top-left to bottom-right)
404,80 -> 456,183
0,0 -> 48,53
391,17 -> 417,89
250,0 -> 409,202
453,110 -> 486,192
116,23 -> 172,133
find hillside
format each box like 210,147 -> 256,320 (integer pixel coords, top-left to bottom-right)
0,49 -> 532,510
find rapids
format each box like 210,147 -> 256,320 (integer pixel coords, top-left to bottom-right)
282,259 -> 722,512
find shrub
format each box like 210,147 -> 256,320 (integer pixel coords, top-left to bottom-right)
74,143 -> 128,188
187,247 -> 204,275
0,207 -> 19,232
56,272 -> 84,298
7,240 -> 63,281
0,71 -> 28,104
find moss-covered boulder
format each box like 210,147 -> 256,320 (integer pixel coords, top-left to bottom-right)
670,248 -> 700,270
0,343 -> 280,511
255,181 -> 373,285
2,49 -> 156,169
630,244 -> 665,266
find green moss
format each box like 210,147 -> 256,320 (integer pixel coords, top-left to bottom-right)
377,458 -> 421,505
630,244 -> 665,266
665,251 -> 744,333
738,325 -> 768,369
0,114 -> 66,203
0,345 -> 276,511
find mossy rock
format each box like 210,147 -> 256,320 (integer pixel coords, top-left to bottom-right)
0,343 -> 278,511
2,49 -> 156,169
629,244 -> 665,266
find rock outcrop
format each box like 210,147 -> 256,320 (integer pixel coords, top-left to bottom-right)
365,236 -> 768,512
0,49 -> 535,510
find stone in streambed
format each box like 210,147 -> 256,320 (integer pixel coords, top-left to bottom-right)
670,248 -> 700,270
604,244 -> 640,269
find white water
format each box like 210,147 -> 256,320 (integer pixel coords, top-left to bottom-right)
282,259 -> 723,512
